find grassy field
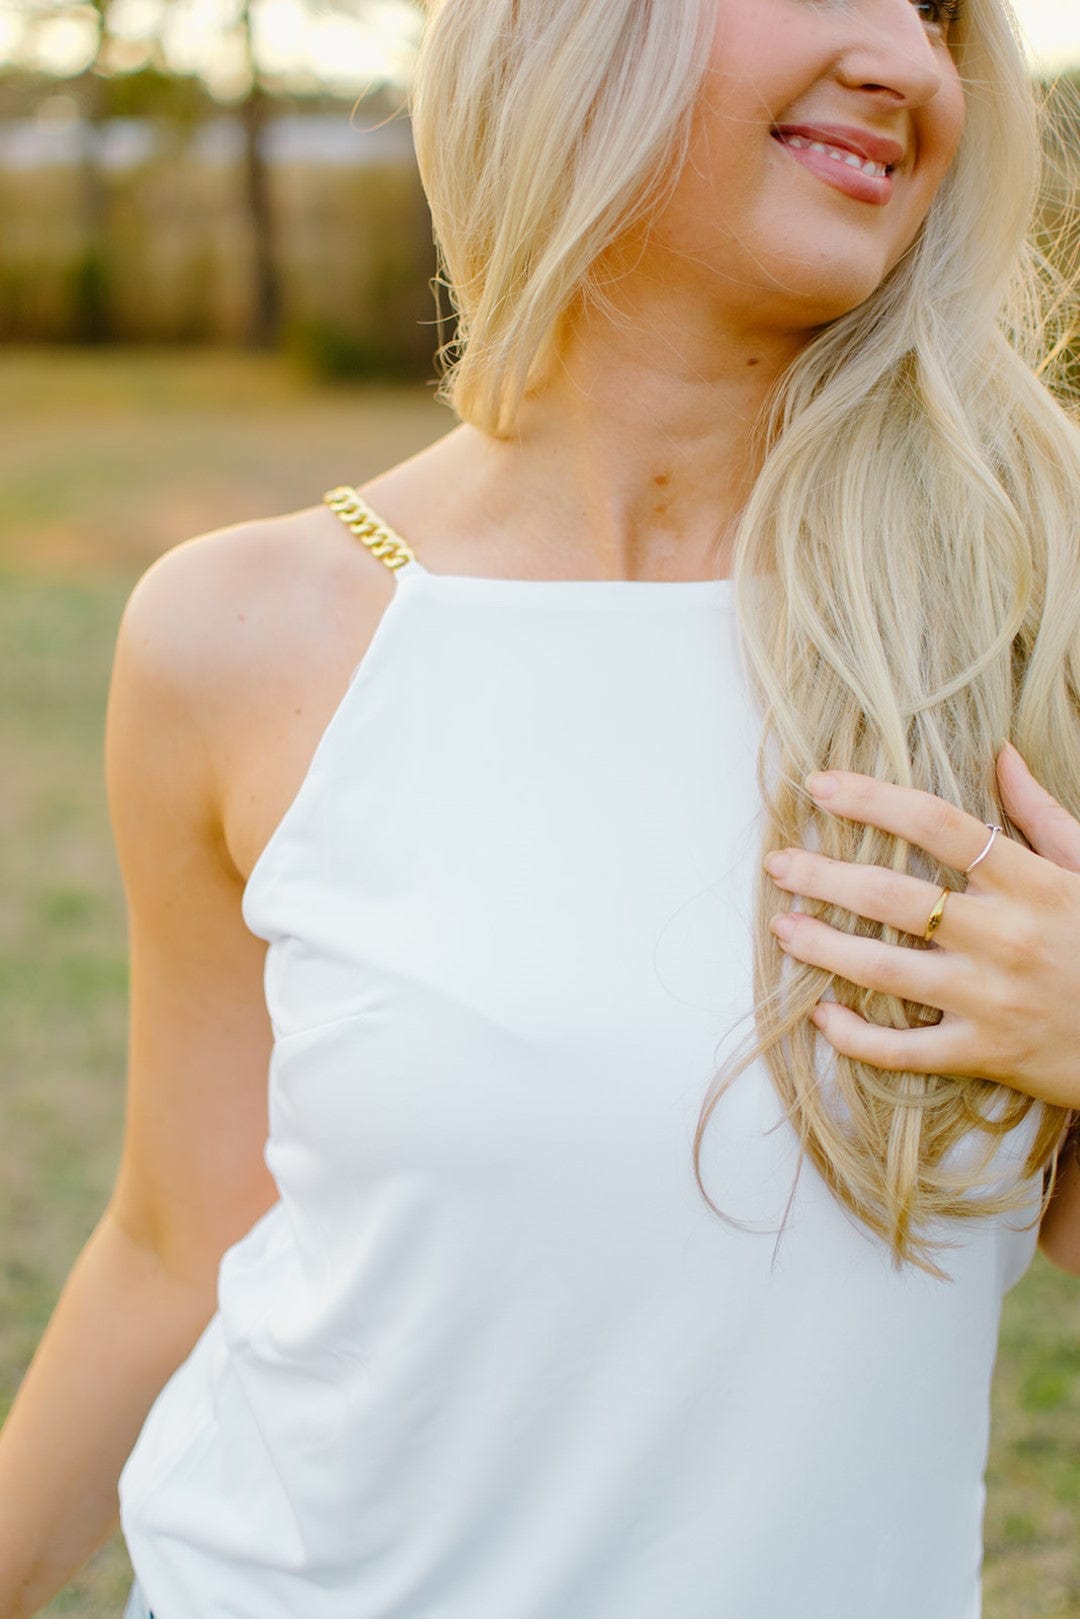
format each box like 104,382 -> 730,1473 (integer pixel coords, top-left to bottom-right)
0,347 -> 1077,1617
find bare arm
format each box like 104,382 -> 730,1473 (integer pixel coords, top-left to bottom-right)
0,1220 -> 223,1619
0,532 -> 279,1618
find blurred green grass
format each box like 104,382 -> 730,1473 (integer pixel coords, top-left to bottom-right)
0,348 -> 1077,1618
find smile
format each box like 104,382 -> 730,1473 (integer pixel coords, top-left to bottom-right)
771,129 -> 897,207
776,134 -> 889,180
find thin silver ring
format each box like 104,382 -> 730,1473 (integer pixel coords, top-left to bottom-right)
964,824 -> 1001,876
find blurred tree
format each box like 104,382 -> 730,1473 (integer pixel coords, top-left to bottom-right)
224,0 -> 421,349
237,0 -> 278,348
64,0 -> 114,341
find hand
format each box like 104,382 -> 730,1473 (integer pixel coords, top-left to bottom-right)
763,743 -> 1080,1113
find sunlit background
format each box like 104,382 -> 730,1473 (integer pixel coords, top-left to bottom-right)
0,0 -> 1077,92
1015,0 -> 1080,70
1,0 -> 421,95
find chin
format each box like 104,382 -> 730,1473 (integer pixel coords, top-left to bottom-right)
769,256 -> 895,331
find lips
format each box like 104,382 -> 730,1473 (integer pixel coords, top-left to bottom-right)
772,123 -> 906,170
770,125 -> 897,207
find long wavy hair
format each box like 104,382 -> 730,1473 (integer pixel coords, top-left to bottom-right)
410,0 -> 1080,1277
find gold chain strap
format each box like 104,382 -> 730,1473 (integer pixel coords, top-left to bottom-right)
323,486 -> 417,572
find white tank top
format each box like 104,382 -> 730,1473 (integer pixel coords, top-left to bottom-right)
118,489 -> 1043,1619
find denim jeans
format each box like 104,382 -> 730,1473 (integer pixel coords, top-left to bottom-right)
122,1577 -> 154,1619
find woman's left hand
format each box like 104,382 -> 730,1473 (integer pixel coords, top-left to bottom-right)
763,742 -> 1080,1112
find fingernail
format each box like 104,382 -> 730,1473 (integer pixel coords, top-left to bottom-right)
771,913 -> 796,941
805,772 -> 837,799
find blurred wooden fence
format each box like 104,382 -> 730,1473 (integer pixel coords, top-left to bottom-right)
0,114 -> 441,375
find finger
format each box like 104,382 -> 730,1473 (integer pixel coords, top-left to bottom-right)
773,910 -> 958,1009
804,771 -> 1022,890
764,846 -> 976,946
810,1000 -> 976,1075
997,743 -> 1080,874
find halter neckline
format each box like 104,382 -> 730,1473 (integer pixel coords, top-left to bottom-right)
323,484 -> 737,603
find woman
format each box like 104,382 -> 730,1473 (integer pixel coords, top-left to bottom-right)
2,0 -> 1079,1615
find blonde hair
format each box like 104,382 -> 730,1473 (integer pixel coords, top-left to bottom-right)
411,0 -> 1080,1277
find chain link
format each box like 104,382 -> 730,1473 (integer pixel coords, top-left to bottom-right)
323,486 -> 417,571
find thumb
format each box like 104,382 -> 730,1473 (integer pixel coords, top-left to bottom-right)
997,742 -> 1080,874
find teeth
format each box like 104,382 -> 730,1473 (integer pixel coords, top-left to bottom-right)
779,134 -> 887,180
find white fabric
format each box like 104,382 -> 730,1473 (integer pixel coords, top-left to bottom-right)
122,1580 -> 154,1619
119,553 -> 1043,1619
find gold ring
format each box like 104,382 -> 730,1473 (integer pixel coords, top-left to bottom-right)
923,886 -> 951,942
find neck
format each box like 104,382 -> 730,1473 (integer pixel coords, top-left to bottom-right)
450,277 -> 808,582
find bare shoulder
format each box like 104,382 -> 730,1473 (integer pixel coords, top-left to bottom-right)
110,498 -> 398,882
105,496 -> 405,1270
114,499 -> 384,711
